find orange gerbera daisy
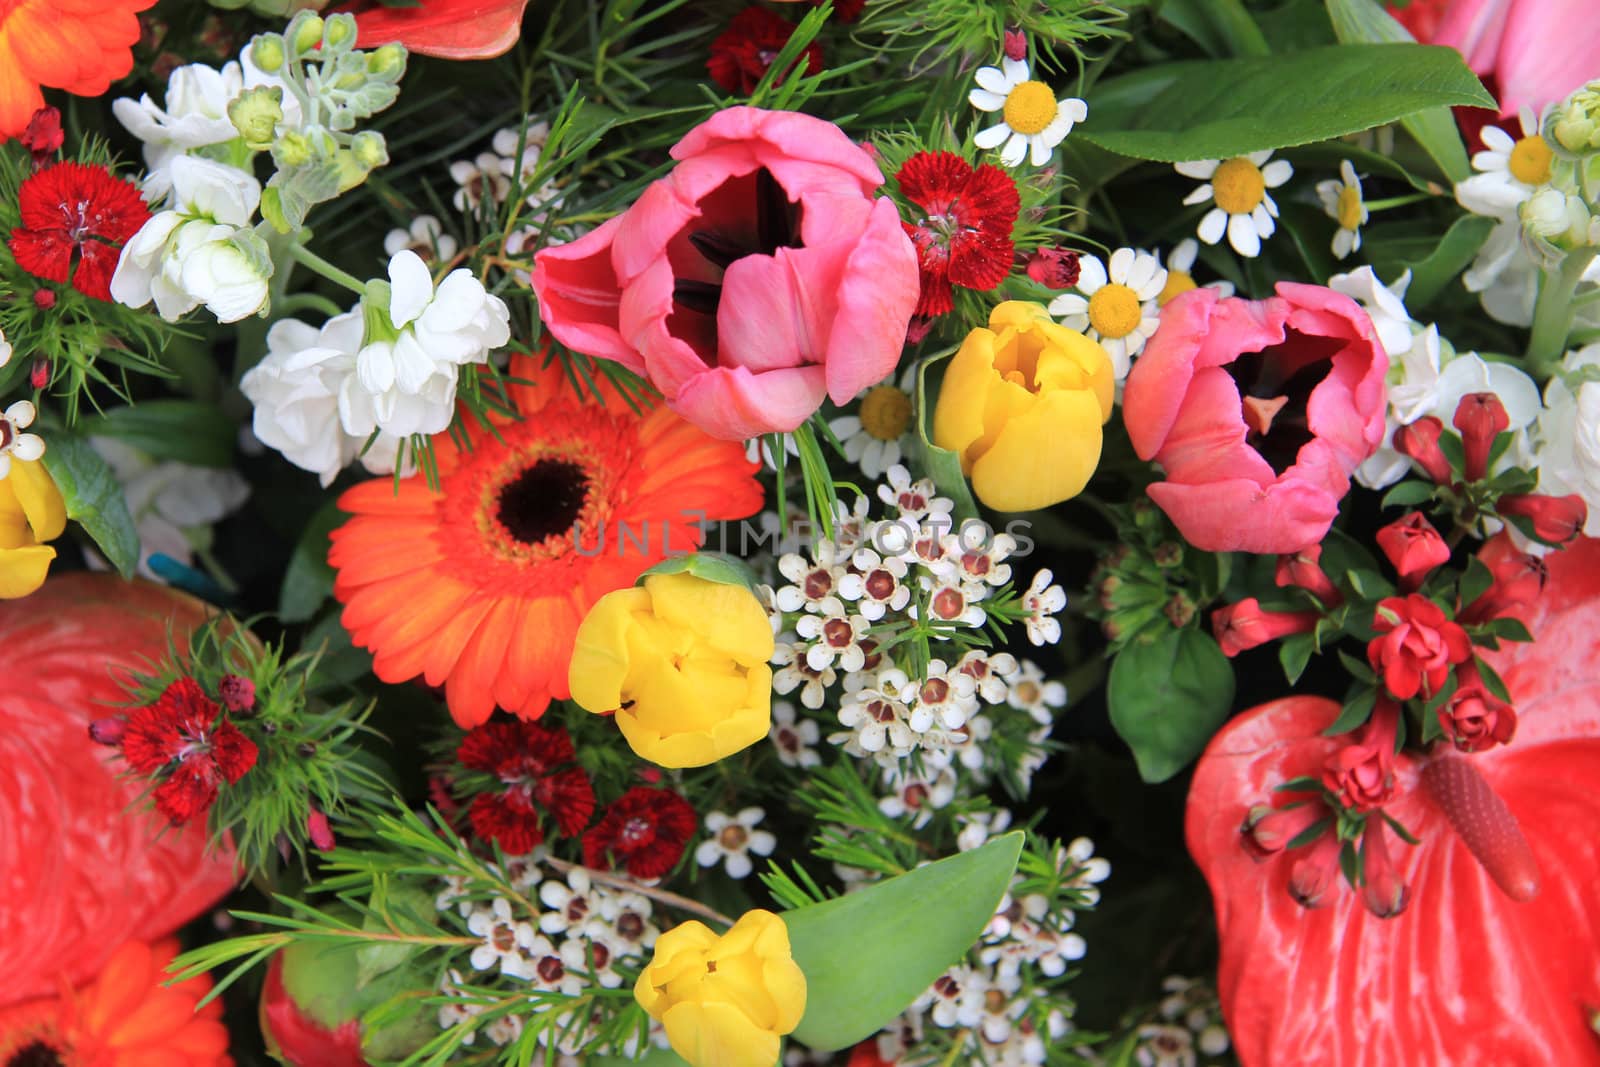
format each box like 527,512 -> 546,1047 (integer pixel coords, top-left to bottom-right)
0,939 -> 232,1066
0,0 -> 156,139
329,354 -> 764,727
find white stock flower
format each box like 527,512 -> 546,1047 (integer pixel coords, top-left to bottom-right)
86,437 -> 249,578
1534,344 -> 1600,536
110,156 -> 270,323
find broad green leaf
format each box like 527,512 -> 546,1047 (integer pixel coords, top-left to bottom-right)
785,832 -> 1023,1051
1082,44 -> 1494,162
640,551 -> 760,591
1107,628 -> 1235,783
1381,480 -> 1437,508
1157,0 -> 1270,57
1322,686 -> 1377,736
1372,214 -> 1495,307
1325,0 -> 1477,181
40,434 -> 141,579
76,401 -> 238,468
912,352 -> 979,522
592,1049 -> 692,1067
280,499 -> 343,623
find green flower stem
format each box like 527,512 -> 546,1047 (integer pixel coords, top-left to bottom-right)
286,240 -> 369,296
1364,192 -> 1435,211
1525,246 -> 1599,376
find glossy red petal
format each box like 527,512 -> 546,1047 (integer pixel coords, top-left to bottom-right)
348,0 -> 531,61
1188,537 -> 1600,1067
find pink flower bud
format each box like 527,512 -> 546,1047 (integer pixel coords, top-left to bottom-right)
1359,816 -> 1409,919
33,289 -> 56,310
1439,665 -> 1517,752
1497,493 -> 1587,543
1395,416 -> 1452,484
1287,833 -> 1344,909
1003,28 -> 1028,62
30,359 -> 48,391
1459,532 -> 1546,625
218,673 -> 256,712
1375,512 -> 1450,587
1274,544 -> 1342,607
1241,801 -> 1327,861
307,808 -> 335,851
1210,598 -> 1320,657
1321,699 -> 1399,813
88,717 -> 126,746
1024,246 -> 1081,289
1453,393 -> 1509,482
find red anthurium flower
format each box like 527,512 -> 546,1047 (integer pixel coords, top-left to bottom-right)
896,151 -> 1020,318
707,7 -> 822,96
1211,598 -> 1320,657
457,720 -> 595,854
121,677 -> 259,826
1188,537 -> 1600,1067
1375,511 -> 1451,586
582,786 -> 697,879
348,0 -> 529,60
8,161 -> 149,301
1367,593 -> 1472,699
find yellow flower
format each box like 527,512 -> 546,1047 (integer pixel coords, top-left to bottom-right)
932,301 -> 1114,512
635,909 -> 807,1067
0,458 -> 66,599
568,571 -> 774,768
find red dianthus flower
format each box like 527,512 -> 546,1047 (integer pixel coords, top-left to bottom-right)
457,720 -> 594,854
707,7 -> 823,96
121,677 -> 258,826
583,786 -> 697,879
8,161 -> 149,301
895,151 -> 1019,317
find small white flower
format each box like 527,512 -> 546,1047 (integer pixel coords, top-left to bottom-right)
436,968 -> 486,1036
538,868 -> 604,937
450,152 -> 511,211
1177,151 -> 1292,258
1136,1024 -> 1197,1067
830,369 -> 916,478
897,658 -> 980,732
560,935 -> 622,988
970,58 -> 1088,168
796,606 -> 872,672
913,580 -> 987,628
1048,248 -> 1165,381
769,700 -> 822,768
1064,836 -> 1112,886
1456,107 -> 1554,220
772,636 -> 838,709
957,808 -> 1013,852
917,964 -> 990,1029
836,548 -> 911,621
85,438 -> 250,579
936,531 -> 1017,588
383,214 -> 459,264
828,493 -> 875,554
774,541 -> 849,613
1156,238 -> 1234,306
955,649 -> 1019,704
492,120 -> 552,180
0,401 -> 45,480
467,898 -> 538,978
0,326 -> 11,369
1316,160 -> 1368,259
1004,660 -> 1066,725
1021,568 -> 1066,646
485,1014 -> 524,1046
519,932 -> 585,994
832,672 -> 917,758
877,763 -> 957,828
878,464 -> 956,526
586,891 -> 659,957
435,873 -> 476,917
695,807 -> 776,879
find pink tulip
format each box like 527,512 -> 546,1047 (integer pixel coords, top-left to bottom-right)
1122,284 -> 1388,555
1419,0 -> 1599,116
532,106 -> 919,441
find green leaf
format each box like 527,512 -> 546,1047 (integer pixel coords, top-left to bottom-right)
785,832 -> 1023,1051
1325,0 -> 1476,181
1082,44 -> 1494,162
1484,616 -> 1534,642
40,434 -> 141,579
1458,554 -> 1494,609
639,551 -> 759,591
1279,630 -> 1316,685
1392,214 -> 1495,307
1157,0 -> 1270,57
75,401 -> 238,468
280,499 -> 343,623
593,1049 -> 692,1067
912,352 -> 979,522
1380,479 -> 1437,509
1337,648 -> 1377,684
1107,628 -> 1236,783
1322,686 -> 1377,736
1474,654 -> 1512,701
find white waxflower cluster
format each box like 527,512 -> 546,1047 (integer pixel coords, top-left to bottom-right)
1134,976 -> 1231,1067
450,120 -> 565,223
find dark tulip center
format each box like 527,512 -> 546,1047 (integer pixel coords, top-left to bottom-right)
497,459 -> 589,545
672,168 -> 805,337
1228,329 -> 1345,475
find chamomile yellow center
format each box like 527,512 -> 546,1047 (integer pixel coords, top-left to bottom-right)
1003,81 -> 1058,136
1087,283 -> 1142,339
1212,157 -> 1267,215
1157,270 -> 1196,306
859,385 -> 912,441
1336,184 -> 1364,231
1509,134 -> 1554,185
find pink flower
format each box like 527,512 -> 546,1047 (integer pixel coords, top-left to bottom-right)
1375,512 -> 1450,585
1367,595 -> 1473,700
1427,0 -> 1600,117
1320,700 -> 1399,813
1211,598 -> 1320,658
1122,284 -> 1388,554
532,106 -> 919,440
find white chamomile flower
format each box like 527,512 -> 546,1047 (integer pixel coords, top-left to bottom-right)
383,214 -> 459,264
1456,107 -> 1554,220
1177,150 -> 1293,258
830,368 -> 916,478
969,58 -> 1088,168
1048,249 -> 1165,381
0,401 -> 45,479
1316,160 -> 1367,259
695,808 -> 776,879
1156,238 -> 1234,306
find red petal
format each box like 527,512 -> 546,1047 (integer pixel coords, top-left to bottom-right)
1188,537 -> 1600,1066
8,226 -> 73,284
348,0 -> 531,60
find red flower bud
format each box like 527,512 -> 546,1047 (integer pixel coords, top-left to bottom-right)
1367,594 -> 1472,700
1211,598 -> 1320,657
1375,512 -> 1450,587
1459,532 -> 1546,625
88,716 -> 126,746
307,807 -> 335,851
906,317 -> 935,345
1287,833 -> 1344,909
1003,28 -> 1028,62
1395,416 -> 1452,484
1439,665 -> 1517,752
33,288 -> 56,309
1241,801 -> 1327,861
1497,493 -> 1587,544
1453,392 -> 1509,482
21,106 -> 64,163
1321,699 -> 1399,813
1274,544 -> 1342,606
1358,816 -> 1409,919
30,359 -> 49,390
1024,246 -> 1080,290
218,673 -> 256,712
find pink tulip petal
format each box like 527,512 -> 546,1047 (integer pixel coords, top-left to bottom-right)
1147,476 -> 1342,554
717,244 -> 845,375
671,107 -> 885,193
1494,0 -> 1600,114
671,364 -> 828,440
822,197 -> 921,404
532,216 -> 644,373
620,256 -> 718,401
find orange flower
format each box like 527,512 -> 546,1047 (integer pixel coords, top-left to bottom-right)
0,939 -> 232,1066
0,0 -> 157,139
329,355 -> 764,727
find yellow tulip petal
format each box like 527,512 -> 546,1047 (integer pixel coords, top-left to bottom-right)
761,956 -> 808,1033
0,544 -> 58,600
8,459 -> 67,541
931,328 -> 998,470
662,1000 -> 779,1067
644,573 -> 774,666
567,586 -> 652,712
971,388 -> 1106,511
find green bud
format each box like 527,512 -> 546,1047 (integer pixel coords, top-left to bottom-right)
1521,187 -> 1592,249
361,279 -> 401,343
332,148 -> 370,193
228,87 -> 285,151
322,12 -> 356,50
274,130 -> 315,168
290,13 -> 325,55
367,43 -> 406,79
250,33 -> 287,73
350,131 -> 388,170
1550,80 -> 1600,156
334,70 -> 365,90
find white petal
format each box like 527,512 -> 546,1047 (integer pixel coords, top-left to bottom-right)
1133,268 -> 1168,301
1340,159 -> 1359,185
1261,159 -> 1294,187
1333,228 -> 1355,259
1197,208 -> 1227,245
1077,254 -> 1107,292
1000,132 -> 1028,168
725,851 -> 753,879
974,122 -> 1011,149
4,400 -> 36,428
1124,252 -> 1157,291
1107,247 -> 1136,283
1048,294 -> 1089,317
1001,57 -> 1030,85
969,88 -> 1007,112
974,66 -> 1010,94
10,434 -> 43,462
1170,238 -> 1198,272
1245,149 -> 1274,166
1174,159 -> 1218,179
1028,134 -> 1054,167
387,250 -> 434,328
1480,126 -> 1515,153
1182,184 -> 1213,206
1228,212 -> 1262,257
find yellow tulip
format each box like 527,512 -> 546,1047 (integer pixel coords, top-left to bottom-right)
635,909 -> 807,1067
0,459 -> 67,599
933,300 -> 1115,512
567,571 -> 774,768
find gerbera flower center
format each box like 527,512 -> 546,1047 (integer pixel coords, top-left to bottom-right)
7,1041 -> 67,1067
859,385 -> 912,441
1508,135 -> 1554,185
1087,283 -> 1142,339
1002,81 -> 1058,136
1336,184 -> 1364,231
496,459 -> 590,545
1158,270 -> 1196,306
1212,157 -> 1267,215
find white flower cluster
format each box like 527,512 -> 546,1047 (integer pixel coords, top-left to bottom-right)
239,248 -> 510,485
85,438 -> 250,579
437,862 -> 665,1052
1135,976 -> 1231,1067
451,120 -> 565,223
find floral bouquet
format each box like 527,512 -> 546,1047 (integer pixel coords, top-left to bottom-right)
2,0 -> 1599,1064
